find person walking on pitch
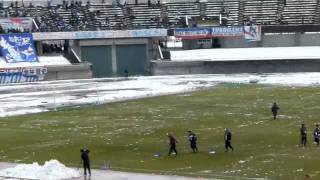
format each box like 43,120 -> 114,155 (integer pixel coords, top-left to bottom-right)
188,130 -> 198,153
224,128 -> 234,152
314,124 -> 320,146
300,124 -> 307,147
167,134 -> 178,156
271,102 -> 280,120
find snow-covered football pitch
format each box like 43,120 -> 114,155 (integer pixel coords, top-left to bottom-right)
1,73 -> 320,180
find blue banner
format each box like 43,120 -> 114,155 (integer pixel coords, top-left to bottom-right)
211,26 -> 243,37
130,29 -> 168,37
0,33 -> 38,63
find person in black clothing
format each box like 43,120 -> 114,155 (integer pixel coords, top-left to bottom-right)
300,124 -> 307,147
314,124 -> 320,146
271,102 -> 280,120
167,134 -> 178,156
124,69 -> 129,78
224,128 -> 234,152
188,130 -> 198,153
80,149 -> 91,176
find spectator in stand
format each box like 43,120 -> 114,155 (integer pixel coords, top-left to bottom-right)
244,16 -> 253,26
0,26 -> 4,34
28,2 -> 34,8
18,10 -> 23,17
112,0 -> 117,7
105,17 -> 109,25
62,0 -> 66,7
70,0 -> 75,8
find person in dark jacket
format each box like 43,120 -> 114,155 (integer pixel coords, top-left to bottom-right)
224,128 -> 234,152
80,148 -> 91,176
167,134 -> 178,156
271,102 -> 280,120
314,124 -> 320,146
188,130 -> 198,153
300,124 -> 307,147
124,69 -> 129,78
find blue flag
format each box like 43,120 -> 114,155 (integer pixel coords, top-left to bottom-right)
0,33 -> 38,63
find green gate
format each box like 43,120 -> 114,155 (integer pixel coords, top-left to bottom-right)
116,44 -> 147,76
81,46 -> 112,78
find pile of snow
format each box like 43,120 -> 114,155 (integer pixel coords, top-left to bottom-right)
0,159 -> 80,180
0,56 -> 71,68
170,46 -> 320,61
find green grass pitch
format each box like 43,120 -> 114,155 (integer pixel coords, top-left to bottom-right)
1,84 -> 320,179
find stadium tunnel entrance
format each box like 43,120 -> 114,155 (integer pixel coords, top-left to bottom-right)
34,35 -> 165,78
80,39 -> 150,77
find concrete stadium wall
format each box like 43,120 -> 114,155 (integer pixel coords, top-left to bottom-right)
45,63 -> 92,80
150,59 -> 320,75
184,33 -> 320,49
219,33 -> 320,48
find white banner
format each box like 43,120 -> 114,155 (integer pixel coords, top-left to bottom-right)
244,26 -> 261,41
0,18 -> 33,32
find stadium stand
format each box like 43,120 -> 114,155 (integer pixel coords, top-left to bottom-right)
243,0 -> 279,25
88,4 -> 125,30
126,4 -> 162,29
0,0 -> 319,31
282,0 -> 318,24
165,2 -> 200,27
204,0 -> 240,25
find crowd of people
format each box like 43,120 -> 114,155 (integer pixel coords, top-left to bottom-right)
42,42 -> 68,54
0,0 -> 303,32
